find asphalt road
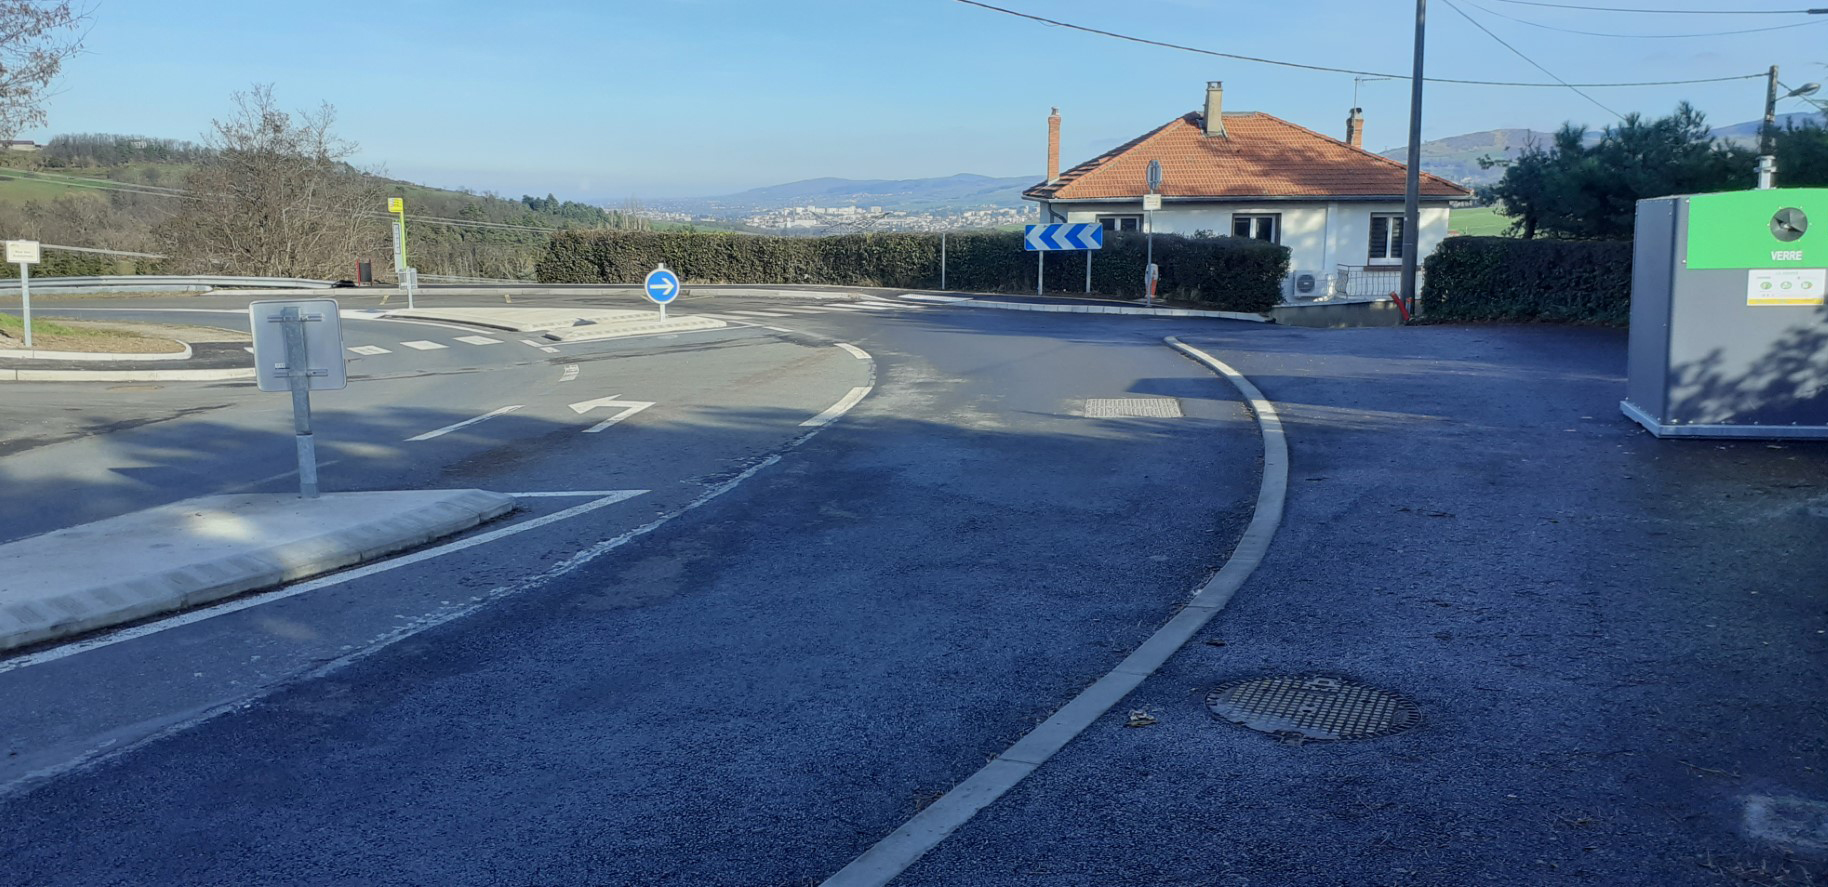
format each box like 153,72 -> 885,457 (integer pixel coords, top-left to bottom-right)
0,288 -> 1821,886
0,288 -> 1265,885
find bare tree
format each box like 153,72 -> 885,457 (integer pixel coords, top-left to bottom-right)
158,85 -> 385,277
0,1 -> 84,139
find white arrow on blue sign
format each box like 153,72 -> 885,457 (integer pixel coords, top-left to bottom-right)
1024,223 -> 1104,252
643,266 -> 681,304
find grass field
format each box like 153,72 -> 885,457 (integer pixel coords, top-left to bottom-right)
1449,205 -> 1516,237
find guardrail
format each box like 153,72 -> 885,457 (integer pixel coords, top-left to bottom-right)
0,275 -> 336,294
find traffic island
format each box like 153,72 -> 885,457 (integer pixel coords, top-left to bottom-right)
0,489 -> 515,653
0,316 -> 257,381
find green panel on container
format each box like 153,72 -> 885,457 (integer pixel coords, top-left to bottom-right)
1684,188 -> 1828,269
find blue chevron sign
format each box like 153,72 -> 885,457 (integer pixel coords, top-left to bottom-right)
1024,223 -> 1104,251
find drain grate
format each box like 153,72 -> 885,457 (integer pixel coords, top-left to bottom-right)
1205,675 -> 1421,742
1084,398 -> 1183,418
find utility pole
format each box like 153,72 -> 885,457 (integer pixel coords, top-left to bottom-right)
1399,0 -> 1427,319
1760,64 -> 1780,189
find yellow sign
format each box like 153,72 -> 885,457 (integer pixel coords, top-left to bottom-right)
387,197 -> 403,213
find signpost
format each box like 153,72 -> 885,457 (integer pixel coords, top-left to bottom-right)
388,197 -> 416,309
249,299 -> 347,498
1145,159 -> 1163,307
1023,223 -> 1104,295
644,264 -> 681,320
6,240 -> 39,347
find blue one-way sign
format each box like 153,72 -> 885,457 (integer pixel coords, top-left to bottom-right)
643,266 -> 681,304
1024,223 -> 1103,251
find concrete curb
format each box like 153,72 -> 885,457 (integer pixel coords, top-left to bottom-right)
543,316 -> 728,342
0,366 -> 254,382
900,293 -> 1271,323
819,337 -> 1290,887
0,341 -> 193,362
0,490 -> 516,653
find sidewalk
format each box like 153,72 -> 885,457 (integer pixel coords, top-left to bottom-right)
0,490 -> 514,652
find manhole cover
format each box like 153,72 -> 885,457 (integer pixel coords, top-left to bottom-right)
1205,675 -> 1421,742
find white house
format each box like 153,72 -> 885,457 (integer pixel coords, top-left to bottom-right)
1025,82 -> 1472,301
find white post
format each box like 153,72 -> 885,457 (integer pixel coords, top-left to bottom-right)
1037,251 -> 1044,295
18,262 -> 30,349
280,306 -> 319,499
1085,250 -> 1092,294
940,232 -> 947,291
405,267 -> 417,310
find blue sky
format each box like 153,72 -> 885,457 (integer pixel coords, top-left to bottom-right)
28,0 -> 1827,200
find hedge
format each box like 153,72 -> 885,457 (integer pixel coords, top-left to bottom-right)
536,230 -> 1289,313
1421,236 -> 1633,325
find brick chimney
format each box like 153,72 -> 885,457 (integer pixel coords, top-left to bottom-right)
1346,107 -> 1365,149
1203,81 -> 1227,138
1046,107 -> 1061,184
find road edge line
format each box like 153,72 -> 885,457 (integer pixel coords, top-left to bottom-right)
818,335 -> 1288,887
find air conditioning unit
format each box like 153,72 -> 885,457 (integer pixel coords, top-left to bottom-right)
1285,270 -> 1329,302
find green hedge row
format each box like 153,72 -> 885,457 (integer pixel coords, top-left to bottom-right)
536,230 -> 1289,312
0,251 -> 160,278
1421,236 -> 1633,325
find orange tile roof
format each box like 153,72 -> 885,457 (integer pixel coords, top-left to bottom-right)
1025,111 -> 1471,202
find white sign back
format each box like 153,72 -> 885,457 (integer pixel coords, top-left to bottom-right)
248,299 -> 348,392
5,240 -> 40,264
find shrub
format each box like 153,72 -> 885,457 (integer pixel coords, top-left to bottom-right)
1421,236 -> 1633,325
536,230 -> 1288,313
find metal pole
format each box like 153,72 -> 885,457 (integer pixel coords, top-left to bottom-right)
1037,251 -> 1044,295
1759,65 -> 1780,189
1146,218 -> 1154,308
280,306 -> 319,499
1085,250 -> 1092,294
18,262 -> 30,349
940,232 -> 947,291
1399,0 -> 1427,320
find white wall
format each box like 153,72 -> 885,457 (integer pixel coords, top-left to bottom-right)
1041,200 -> 1457,300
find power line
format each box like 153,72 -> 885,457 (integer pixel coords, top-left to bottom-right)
1485,0 -> 1827,13
953,0 -> 1764,87
1468,0 -> 1828,35
1443,0 -> 1625,119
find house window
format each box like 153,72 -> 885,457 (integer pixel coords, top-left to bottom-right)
1369,213 -> 1405,262
1098,215 -> 1141,233
1232,214 -> 1280,244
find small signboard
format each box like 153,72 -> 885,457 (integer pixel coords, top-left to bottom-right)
1142,194 -> 1162,212
5,240 -> 40,264
249,299 -> 348,392
387,197 -> 404,214
644,266 -> 681,304
1746,267 -> 1826,306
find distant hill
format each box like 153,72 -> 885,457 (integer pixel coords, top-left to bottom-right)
656,173 -> 1037,214
1387,112 -> 1826,189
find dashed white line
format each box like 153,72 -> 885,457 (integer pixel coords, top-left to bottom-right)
763,326 -> 794,334
559,364 -> 579,382
348,345 -> 391,356
820,304 -> 866,311
405,405 -> 524,441
399,340 -> 447,351
836,343 -> 870,360
519,338 -> 545,348
727,310 -> 790,318
800,386 -> 872,428
455,335 -> 504,345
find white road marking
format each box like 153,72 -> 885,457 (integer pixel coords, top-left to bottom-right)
559,364 -> 579,382
849,303 -> 898,311
0,491 -> 651,676
771,307 -> 828,314
348,345 -> 391,356
455,335 -> 504,345
763,326 -> 794,333
508,490 -> 646,498
569,395 -> 655,433
836,343 -> 870,360
405,405 -> 524,441
900,294 -> 970,303
694,313 -> 742,321
519,338 -> 545,348
727,310 -> 790,318
800,386 -> 872,428
818,337 -> 1288,887
820,304 -> 866,311
242,346 -> 255,354
539,345 -> 560,353
399,340 -> 446,351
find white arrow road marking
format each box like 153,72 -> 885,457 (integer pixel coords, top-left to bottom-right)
400,340 -> 446,350
570,395 -> 655,433
801,386 -> 872,428
455,335 -> 503,345
348,345 -> 391,356
406,405 -> 524,441
559,364 -> 579,382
